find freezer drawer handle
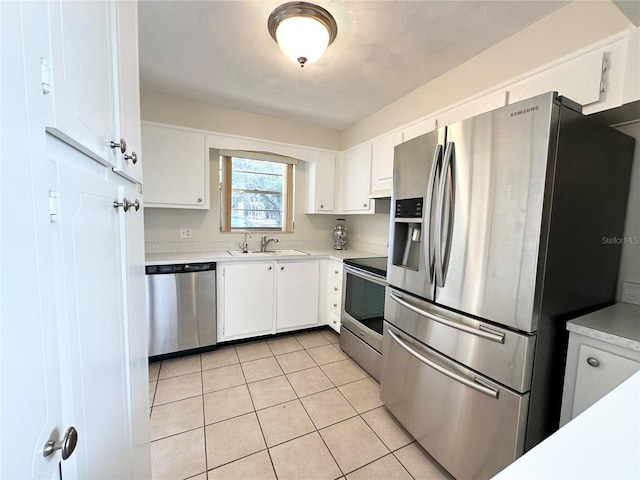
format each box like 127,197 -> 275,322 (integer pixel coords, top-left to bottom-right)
387,328 -> 499,399
389,291 -> 505,344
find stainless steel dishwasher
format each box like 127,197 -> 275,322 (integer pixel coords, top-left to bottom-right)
145,262 -> 216,358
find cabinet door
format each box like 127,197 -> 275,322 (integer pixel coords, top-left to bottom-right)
340,144 -> 373,212
276,261 -> 320,330
221,263 -> 274,339
572,344 -> 640,418
305,157 -> 335,213
371,131 -> 403,196
508,50 -> 604,107
55,160 -> 133,478
142,124 -> 209,208
46,0 -> 118,167
113,0 -> 143,184
117,187 -> 150,479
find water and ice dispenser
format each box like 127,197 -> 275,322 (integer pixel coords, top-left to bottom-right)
392,197 -> 424,271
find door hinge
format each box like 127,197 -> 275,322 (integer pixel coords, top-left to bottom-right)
602,56 -> 608,73
40,58 -> 51,94
49,190 -> 59,222
600,79 -> 607,93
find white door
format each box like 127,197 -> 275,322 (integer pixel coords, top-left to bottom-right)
113,0 -> 144,184
46,0 -> 118,167
118,187 -> 151,478
276,261 -> 320,330
1,2 -> 64,477
221,263 -> 275,339
54,157 -> 133,479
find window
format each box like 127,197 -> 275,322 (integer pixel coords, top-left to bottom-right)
219,153 -> 295,232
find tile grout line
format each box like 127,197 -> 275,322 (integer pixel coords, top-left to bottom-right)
198,353 -> 208,480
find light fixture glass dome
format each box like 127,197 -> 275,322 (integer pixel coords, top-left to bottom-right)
268,2 -> 338,68
276,16 -> 330,67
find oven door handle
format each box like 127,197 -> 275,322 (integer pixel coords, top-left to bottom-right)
387,328 -> 499,399
344,265 -> 388,287
389,291 -> 505,344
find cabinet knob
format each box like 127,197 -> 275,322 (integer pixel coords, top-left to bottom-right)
43,426 -> 77,460
197,198 -> 203,203
280,266 -> 285,271
110,138 -> 127,154
124,151 -> 138,164
334,287 -> 338,291
334,270 -> 339,274
333,303 -> 338,308
363,203 -> 368,208
320,204 -> 324,209
268,266 -> 272,271
332,320 -> 337,324
586,357 -> 600,367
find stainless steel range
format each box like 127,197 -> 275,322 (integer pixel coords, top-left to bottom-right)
340,257 -> 387,382
382,92 -> 634,479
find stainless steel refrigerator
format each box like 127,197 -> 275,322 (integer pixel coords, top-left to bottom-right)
382,92 -> 634,480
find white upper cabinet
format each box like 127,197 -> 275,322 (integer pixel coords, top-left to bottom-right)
142,123 -> 210,209
370,131 -> 403,197
46,0 -> 118,167
305,156 -> 335,213
339,143 -> 373,213
508,50 -> 604,108
112,0 -> 143,184
46,0 -> 143,181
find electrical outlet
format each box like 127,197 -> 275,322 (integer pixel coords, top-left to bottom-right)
179,228 -> 192,239
621,281 -> 640,305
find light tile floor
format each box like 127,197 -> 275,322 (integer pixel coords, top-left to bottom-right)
148,328 -> 453,480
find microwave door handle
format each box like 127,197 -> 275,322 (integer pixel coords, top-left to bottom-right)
435,142 -> 454,287
389,291 -> 505,343
387,328 -> 499,399
424,144 -> 443,284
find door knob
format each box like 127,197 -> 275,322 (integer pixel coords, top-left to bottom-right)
43,426 -> 78,460
110,138 -> 127,154
124,151 -> 138,164
125,198 -> 140,212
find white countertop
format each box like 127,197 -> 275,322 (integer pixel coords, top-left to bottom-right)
145,249 -> 381,266
493,371 -> 640,480
566,303 -> 640,351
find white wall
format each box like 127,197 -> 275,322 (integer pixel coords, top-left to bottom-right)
141,90 -> 341,151
615,121 -> 640,302
341,1 -> 632,149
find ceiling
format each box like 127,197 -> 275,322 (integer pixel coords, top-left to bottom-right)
138,1 -> 571,130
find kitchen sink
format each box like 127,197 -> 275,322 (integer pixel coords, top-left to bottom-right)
227,249 -> 309,257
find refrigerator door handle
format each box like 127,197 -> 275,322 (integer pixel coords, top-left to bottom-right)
435,141 -> 455,287
387,328 -> 500,399
424,144 -> 443,284
389,291 -> 506,344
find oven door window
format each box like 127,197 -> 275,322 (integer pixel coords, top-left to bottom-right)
344,273 -> 385,335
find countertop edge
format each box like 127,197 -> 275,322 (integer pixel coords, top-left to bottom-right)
144,249 -> 382,266
566,303 -> 640,352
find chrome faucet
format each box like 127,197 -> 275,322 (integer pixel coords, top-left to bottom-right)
260,234 -> 279,252
239,231 -> 252,253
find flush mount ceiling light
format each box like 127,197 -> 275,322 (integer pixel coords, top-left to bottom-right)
268,1 -> 338,68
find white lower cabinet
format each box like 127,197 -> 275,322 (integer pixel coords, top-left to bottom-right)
327,260 -> 343,332
218,259 -> 320,341
560,304 -> 640,426
219,262 -> 275,340
276,261 -> 320,331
